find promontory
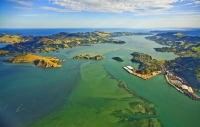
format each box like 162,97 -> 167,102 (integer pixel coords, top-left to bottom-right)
4,54 -> 64,68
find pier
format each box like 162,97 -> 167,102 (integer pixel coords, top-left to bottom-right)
123,66 -> 162,80
123,65 -> 200,101
165,71 -> 200,100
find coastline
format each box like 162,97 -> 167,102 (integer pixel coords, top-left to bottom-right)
123,66 -> 162,80
1,29 -> 200,127
164,72 -> 200,100
123,65 -> 200,100
131,71 -> 162,80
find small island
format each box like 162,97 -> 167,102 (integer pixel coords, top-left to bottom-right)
112,57 -> 124,62
73,54 -> 105,60
4,54 -> 64,68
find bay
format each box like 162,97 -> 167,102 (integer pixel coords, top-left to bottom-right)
0,29 -> 199,127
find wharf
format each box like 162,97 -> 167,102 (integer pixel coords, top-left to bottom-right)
123,65 -> 200,101
165,72 -> 200,100
123,66 -> 161,80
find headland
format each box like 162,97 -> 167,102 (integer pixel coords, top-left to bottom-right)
4,54 -> 64,68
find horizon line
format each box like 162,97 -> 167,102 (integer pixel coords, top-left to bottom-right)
0,27 -> 200,29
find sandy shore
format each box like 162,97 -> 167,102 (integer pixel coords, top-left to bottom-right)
131,71 -> 162,80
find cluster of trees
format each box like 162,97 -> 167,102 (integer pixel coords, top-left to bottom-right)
131,52 -> 164,74
146,32 -> 200,57
165,57 -> 200,88
146,32 -> 200,87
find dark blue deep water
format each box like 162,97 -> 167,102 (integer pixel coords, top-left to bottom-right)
0,28 -> 152,36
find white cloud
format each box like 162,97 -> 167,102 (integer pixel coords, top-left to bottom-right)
41,0 -> 187,13
194,0 -> 200,4
41,6 -> 72,12
7,0 -> 33,6
185,0 -> 200,6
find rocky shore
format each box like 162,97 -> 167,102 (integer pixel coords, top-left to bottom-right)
123,66 -> 162,80
132,71 -> 162,80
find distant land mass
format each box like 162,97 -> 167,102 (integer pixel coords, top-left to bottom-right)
0,31 -> 144,68
150,28 -> 200,36
146,32 -> 200,88
0,31 -> 146,55
1,30 -> 200,88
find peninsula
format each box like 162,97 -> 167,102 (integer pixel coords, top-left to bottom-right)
0,33 -> 29,44
146,32 -> 200,88
164,71 -> 200,100
0,31 -> 141,56
146,32 -> 200,57
4,54 -> 64,68
128,52 -> 163,80
125,52 -> 200,100
123,66 -> 161,80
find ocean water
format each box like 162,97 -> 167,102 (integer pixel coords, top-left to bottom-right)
0,28 -> 151,36
0,29 -> 200,127
0,43 -> 8,48
0,52 -> 82,127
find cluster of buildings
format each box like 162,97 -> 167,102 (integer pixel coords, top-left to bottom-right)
123,65 -> 200,100
165,71 -> 200,100
123,66 -> 134,74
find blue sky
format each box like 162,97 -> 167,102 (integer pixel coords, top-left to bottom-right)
0,0 -> 200,28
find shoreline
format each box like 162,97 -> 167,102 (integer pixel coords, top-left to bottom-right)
164,72 -> 200,100
123,65 -> 200,100
131,71 -> 162,80
123,66 -> 162,80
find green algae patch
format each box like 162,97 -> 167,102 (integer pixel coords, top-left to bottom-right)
32,62 -> 161,127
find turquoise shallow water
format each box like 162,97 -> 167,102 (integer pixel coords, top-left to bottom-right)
0,52 -> 82,126
102,51 -> 200,127
65,35 -> 200,127
0,34 -> 200,127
